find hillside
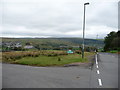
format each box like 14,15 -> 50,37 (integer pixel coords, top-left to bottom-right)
2,38 -> 104,49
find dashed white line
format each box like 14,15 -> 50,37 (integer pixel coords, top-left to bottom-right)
97,70 -> 100,74
96,55 -> 98,65
96,54 -> 103,87
96,64 -> 99,68
98,79 -> 102,86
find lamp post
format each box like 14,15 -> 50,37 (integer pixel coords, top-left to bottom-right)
96,34 -> 98,52
82,2 -> 89,58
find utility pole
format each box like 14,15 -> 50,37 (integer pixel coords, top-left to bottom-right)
96,34 -> 98,52
96,34 -> 98,39
82,2 -> 89,58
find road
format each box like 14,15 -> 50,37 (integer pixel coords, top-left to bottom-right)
0,63 -> 2,90
2,53 -> 118,88
90,53 -> 118,88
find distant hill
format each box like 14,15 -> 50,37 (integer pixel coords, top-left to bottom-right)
2,37 -> 104,49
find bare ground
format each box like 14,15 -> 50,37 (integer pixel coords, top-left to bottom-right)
63,54 -> 95,68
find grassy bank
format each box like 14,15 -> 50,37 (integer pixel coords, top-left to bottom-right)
107,50 -> 119,53
2,51 -> 95,66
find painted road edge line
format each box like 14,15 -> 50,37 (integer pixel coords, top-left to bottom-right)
96,64 -> 99,68
96,55 -> 98,65
97,70 -> 100,74
98,79 -> 102,86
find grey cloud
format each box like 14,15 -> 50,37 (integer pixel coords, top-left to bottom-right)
87,2 -> 117,28
2,0 -> 118,38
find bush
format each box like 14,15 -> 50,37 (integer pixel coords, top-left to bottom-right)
75,50 -> 81,54
2,50 -> 68,62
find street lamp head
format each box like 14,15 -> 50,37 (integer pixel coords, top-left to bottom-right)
84,2 -> 89,5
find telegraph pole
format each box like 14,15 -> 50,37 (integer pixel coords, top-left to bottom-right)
82,2 -> 89,58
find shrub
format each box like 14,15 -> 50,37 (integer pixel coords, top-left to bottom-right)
75,50 -> 81,54
2,50 -> 68,62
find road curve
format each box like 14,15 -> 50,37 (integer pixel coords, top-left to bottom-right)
2,63 -> 91,88
2,52 -> 118,88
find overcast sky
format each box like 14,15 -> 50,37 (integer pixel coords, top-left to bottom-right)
0,0 -> 119,39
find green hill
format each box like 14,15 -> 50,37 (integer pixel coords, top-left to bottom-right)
2,37 -> 104,49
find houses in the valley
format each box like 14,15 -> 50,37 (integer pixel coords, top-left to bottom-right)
2,42 -> 21,47
2,42 -> 23,51
1,41 -> 35,51
24,45 -> 34,49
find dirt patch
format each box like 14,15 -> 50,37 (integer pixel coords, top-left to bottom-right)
64,55 -> 95,68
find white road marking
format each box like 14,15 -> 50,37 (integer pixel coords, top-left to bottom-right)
96,64 -> 99,68
97,70 -> 100,74
96,54 -> 103,87
96,55 -> 98,65
98,79 -> 102,86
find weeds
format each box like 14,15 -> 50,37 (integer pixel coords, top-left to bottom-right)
2,50 -> 68,62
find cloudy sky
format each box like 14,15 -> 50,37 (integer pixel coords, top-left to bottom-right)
0,0 -> 119,39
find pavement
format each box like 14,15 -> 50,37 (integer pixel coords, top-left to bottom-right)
2,52 -> 118,88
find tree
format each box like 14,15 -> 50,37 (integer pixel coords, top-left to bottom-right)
104,31 -> 119,51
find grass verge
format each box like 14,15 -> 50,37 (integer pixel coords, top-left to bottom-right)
107,50 -> 118,53
2,51 -> 95,66
13,52 -> 94,66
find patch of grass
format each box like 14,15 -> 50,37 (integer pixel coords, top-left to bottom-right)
2,50 -> 68,62
2,50 -> 95,66
12,52 -> 94,66
108,50 -> 118,53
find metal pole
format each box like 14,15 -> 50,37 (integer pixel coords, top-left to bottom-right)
82,3 -> 89,58
96,34 -> 98,52
82,5 -> 86,58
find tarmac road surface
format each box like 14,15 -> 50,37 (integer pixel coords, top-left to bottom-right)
2,64 -> 91,88
90,52 -> 118,88
2,52 -> 118,88
0,63 -> 2,89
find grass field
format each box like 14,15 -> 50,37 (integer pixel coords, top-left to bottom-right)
13,54 -> 85,66
107,50 -> 119,53
109,50 -> 118,53
13,52 -> 94,66
2,50 -> 95,66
